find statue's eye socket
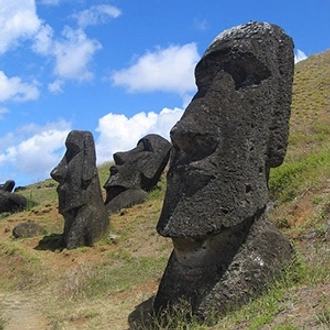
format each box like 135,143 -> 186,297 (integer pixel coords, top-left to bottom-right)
223,56 -> 271,90
195,48 -> 271,91
137,139 -> 153,152
65,142 -> 81,160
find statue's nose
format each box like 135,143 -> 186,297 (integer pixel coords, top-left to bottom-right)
170,124 -> 195,154
113,151 -> 129,165
170,123 -> 218,159
50,164 -> 67,183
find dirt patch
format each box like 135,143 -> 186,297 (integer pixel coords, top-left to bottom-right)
260,283 -> 330,329
0,292 -> 50,330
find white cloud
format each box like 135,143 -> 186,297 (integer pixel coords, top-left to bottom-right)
0,120 -> 71,183
72,5 -> 121,28
112,43 -> 200,95
38,0 -> 60,5
194,18 -> 208,31
95,107 -> 183,164
0,71 -> 40,102
1,2 -> 121,91
32,23 -> 103,82
295,49 -> 308,64
48,79 -> 64,93
0,0 -> 41,54
0,132 -> 15,150
53,27 -> 102,81
0,107 -> 9,120
32,23 -> 54,55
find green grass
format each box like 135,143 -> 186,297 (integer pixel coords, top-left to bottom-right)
97,161 -> 113,187
0,241 -> 50,291
87,256 -> 168,297
269,147 -> 330,202
0,317 -> 7,330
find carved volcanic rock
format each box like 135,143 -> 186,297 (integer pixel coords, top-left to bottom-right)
13,222 -> 47,238
104,134 -> 171,214
153,21 -> 295,321
51,130 -> 109,249
0,180 -> 15,193
0,192 -> 27,213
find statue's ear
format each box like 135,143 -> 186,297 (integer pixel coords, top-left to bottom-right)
82,132 -> 96,182
267,37 -> 294,169
267,114 -> 290,168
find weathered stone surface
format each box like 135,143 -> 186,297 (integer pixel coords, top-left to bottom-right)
13,222 -> 47,238
0,180 -> 15,193
14,186 -> 26,192
51,130 -> 109,249
105,189 -> 148,214
104,134 -> 171,214
0,192 -> 27,213
153,21 -> 294,321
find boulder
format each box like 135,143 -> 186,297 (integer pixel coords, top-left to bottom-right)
13,222 -> 47,238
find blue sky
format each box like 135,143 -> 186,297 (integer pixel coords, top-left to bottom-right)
0,0 -> 329,186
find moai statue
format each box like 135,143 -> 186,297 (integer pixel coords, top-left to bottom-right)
104,134 -> 171,214
0,193 -> 27,213
0,179 -> 27,213
0,180 -> 15,193
154,22 -> 294,320
51,130 -> 109,249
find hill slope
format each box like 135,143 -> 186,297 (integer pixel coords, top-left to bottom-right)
1,50 -> 330,330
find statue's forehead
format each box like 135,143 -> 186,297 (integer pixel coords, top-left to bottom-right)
203,21 -> 279,58
65,131 -> 91,149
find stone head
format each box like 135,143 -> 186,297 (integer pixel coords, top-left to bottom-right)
0,180 -> 15,193
51,130 -> 97,214
157,22 -> 294,238
104,134 -> 171,204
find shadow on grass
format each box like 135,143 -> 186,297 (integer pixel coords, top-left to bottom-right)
128,295 -> 157,330
35,233 -> 64,251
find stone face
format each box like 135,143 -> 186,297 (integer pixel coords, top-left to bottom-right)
0,192 -> 27,213
104,134 -> 171,214
0,180 -> 15,193
13,222 -> 47,238
51,130 -> 109,249
153,21 -> 294,320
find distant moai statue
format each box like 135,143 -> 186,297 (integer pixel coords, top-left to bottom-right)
51,130 -> 109,249
0,180 -> 27,213
154,22 -> 295,320
0,180 -> 15,193
104,134 -> 171,214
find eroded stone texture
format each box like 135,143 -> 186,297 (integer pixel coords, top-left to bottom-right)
51,130 -> 109,249
13,222 -> 47,238
104,134 -> 171,214
154,21 -> 294,321
0,192 -> 27,213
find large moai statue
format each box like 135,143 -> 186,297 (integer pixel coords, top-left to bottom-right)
104,134 -> 171,214
154,22 -> 294,321
51,130 -> 109,249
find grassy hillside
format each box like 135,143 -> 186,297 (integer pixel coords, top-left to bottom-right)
1,50 -> 330,330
